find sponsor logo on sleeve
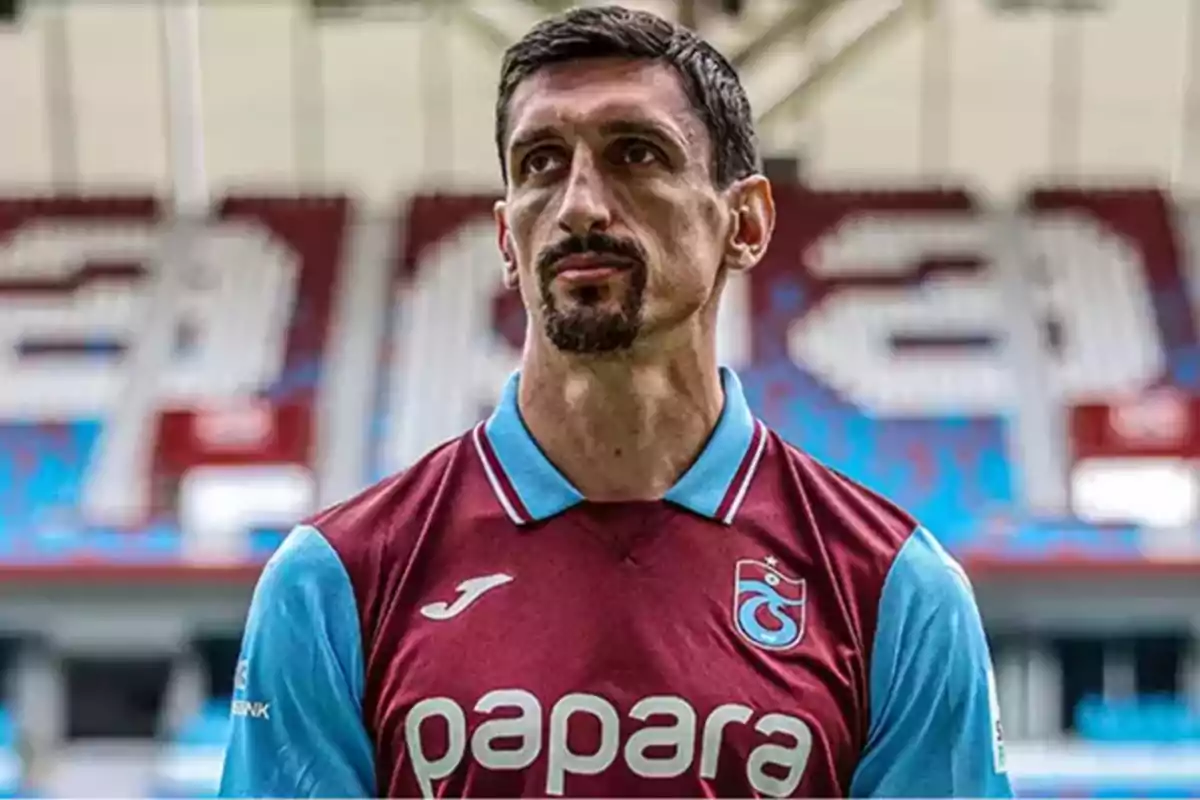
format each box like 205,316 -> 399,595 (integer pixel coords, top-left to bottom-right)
986,665 -> 1007,774
230,659 -> 270,720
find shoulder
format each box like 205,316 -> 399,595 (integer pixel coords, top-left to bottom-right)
884,524 -> 975,609
762,435 -> 974,622
873,527 -> 980,655
306,434 -> 470,558
770,436 -> 919,565
244,525 -> 356,639
291,428 -> 505,612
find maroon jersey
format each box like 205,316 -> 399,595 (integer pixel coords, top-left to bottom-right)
220,368 -> 1012,798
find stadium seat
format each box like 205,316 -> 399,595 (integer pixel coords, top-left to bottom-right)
0,708 -> 22,798
383,186 -> 1196,567
148,700 -> 230,798
0,196 -> 348,571
1076,695 -> 1200,744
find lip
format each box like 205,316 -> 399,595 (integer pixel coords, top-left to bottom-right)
552,255 -> 633,273
549,255 -> 633,283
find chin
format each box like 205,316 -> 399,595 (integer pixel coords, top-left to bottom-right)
544,309 -> 641,354
558,282 -> 626,308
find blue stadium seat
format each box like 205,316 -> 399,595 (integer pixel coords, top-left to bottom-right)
1077,695 -> 1200,743
149,700 -> 230,798
0,708 -> 23,798
174,699 -> 232,747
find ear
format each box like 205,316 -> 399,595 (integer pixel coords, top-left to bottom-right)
494,199 -> 519,289
722,175 -> 775,274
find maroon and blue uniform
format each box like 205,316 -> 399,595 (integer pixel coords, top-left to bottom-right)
220,368 -> 1013,797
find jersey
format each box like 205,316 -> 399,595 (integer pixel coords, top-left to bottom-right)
218,367 -> 1014,798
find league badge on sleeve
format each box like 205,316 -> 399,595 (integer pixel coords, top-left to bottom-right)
234,659 -> 249,694
733,557 -> 807,651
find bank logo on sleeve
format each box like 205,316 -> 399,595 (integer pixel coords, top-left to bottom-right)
986,664 -> 1007,774
231,659 -> 270,721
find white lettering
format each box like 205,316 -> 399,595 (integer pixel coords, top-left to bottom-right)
0,217 -> 302,524
788,212 -> 1165,417
0,222 -> 157,418
0,220 -> 298,419
624,695 -> 696,779
405,697 -> 466,799
792,213 -> 1008,416
230,699 -> 270,720
807,216 -> 991,279
1026,214 -> 1163,400
546,693 -> 620,796
699,703 -> 753,778
472,689 -> 541,771
402,692 -> 812,798
383,219 -> 519,472
748,713 -> 813,797
986,665 -> 1007,774
791,268 -> 1007,415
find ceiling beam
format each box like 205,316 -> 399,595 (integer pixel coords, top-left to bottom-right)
453,0 -> 837,58
677,0 -> 700,30
451,0 -> 933,133
729,0 -> 845,70
453,0 -> 546,52
758,0 -> 934,126
525,0 -> 575,13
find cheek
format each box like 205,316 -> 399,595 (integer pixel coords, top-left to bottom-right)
506,199 -> 553,274
649,199 -> 725,288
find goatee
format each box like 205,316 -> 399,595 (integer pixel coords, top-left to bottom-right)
536,232 -> 648,354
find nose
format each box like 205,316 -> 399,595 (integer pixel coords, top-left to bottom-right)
555,148 -> 612,236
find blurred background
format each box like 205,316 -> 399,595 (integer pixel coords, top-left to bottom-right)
1,0 -> 1200,796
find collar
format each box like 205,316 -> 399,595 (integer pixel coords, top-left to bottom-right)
472,367 -> 768,526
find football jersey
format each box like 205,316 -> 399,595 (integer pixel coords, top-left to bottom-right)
219,368 -> 1014,798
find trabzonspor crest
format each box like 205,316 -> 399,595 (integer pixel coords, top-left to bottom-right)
734,558 -> 807,651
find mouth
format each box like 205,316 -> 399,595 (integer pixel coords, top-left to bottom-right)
551,253 -> 637,284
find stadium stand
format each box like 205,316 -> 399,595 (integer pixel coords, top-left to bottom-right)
379,185 -> 1200,569
147,700 -> 228,798
0,195 -> 350,568
2,182 -> 1199,795
4,0 -> 1200,796
0,708 -> 21,798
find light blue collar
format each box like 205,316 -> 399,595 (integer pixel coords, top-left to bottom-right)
474,367 -> 766,525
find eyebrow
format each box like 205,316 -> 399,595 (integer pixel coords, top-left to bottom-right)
508,126 -> 560,156
597,119 -> 683,145
508,118 -> 685,156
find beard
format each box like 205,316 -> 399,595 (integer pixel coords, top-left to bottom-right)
536,232 -> 649,354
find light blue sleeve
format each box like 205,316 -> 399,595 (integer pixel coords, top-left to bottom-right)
850,526 -> 1014,798
218,525 -> 376,798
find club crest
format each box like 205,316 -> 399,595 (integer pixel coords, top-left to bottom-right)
733,558 -> 806,651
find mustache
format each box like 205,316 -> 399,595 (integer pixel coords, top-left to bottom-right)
536,232 -> 647,276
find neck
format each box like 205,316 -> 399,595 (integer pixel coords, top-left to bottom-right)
518,330 -> 725,502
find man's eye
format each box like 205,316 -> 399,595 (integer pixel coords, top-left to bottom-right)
522,149 -> 564,176
616,140 -> 662,167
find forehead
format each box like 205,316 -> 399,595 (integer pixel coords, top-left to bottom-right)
505,58 -> 704,149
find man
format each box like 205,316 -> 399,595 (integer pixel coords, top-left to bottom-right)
219,5 -> 1014,798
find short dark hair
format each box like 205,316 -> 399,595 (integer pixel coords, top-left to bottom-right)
495,5 -> 759,187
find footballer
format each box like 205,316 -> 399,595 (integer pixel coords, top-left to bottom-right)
219,5 -> 1014,797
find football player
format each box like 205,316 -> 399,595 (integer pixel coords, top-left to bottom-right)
219,6 -> 1014,797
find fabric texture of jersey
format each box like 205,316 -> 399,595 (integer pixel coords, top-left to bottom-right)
219,367 -> 1014,798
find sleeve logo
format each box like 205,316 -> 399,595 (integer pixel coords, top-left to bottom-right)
986,665 -> 1007,774
234,658 -> 249,692
230,658 -> 271,720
